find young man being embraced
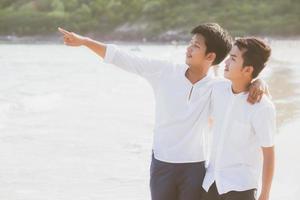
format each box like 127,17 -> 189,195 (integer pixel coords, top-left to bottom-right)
203,37 -> 275,200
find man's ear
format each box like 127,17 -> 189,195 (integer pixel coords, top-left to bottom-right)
243,65 -> 254,77
206,52 -> 216,64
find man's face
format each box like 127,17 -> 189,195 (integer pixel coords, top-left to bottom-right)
224,45 -> 252,81
185,34 -> 211,68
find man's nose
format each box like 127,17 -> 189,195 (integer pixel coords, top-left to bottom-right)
225,58 -> 230,65
186,45 -> 192,53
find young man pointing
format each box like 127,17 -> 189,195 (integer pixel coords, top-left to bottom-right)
58,24 -> 266,200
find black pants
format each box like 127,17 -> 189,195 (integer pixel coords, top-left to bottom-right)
202,182 -> 256,200
150,154 -> 206,200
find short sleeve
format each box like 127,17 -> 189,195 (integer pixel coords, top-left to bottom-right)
251,104 -> 276,147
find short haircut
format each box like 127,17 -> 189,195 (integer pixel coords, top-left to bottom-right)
191,23 -> 232,65
234,37 -> 271,78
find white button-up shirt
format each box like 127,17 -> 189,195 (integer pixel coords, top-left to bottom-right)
104,44 -> 216,163
202,81 -> 276,194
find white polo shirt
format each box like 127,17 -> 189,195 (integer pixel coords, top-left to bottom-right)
104,44 -> 216,163
202,81 -> 276,194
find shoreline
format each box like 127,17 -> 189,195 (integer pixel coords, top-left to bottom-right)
1,34 -> 300,45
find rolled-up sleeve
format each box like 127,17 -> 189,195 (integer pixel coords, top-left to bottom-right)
103,44 -> 174,87
103,44 -> 118,64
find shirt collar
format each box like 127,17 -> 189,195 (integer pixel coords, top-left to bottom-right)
183,66 -> 214,87
228,84 -> 249,98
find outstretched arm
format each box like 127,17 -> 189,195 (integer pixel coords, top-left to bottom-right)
58,27 -> 173,86
58,27 -> 107,58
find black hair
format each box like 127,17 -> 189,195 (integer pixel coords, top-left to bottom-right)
191,23 -> 232,65
235,37 -> 271,78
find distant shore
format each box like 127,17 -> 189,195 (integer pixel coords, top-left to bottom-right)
1,33 -> 300,45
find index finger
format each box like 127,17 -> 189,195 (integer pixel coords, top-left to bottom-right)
58,27 -> 72,35
257,93 -> 263,102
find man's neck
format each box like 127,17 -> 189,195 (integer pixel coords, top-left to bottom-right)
186,66 -> 208,84
231,79 -> 251,94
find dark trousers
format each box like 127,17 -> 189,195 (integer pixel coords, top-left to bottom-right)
150,154 -> 206,200
202,182 -> 256,200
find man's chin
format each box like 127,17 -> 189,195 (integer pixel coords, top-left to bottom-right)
224,72 -> 230,79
